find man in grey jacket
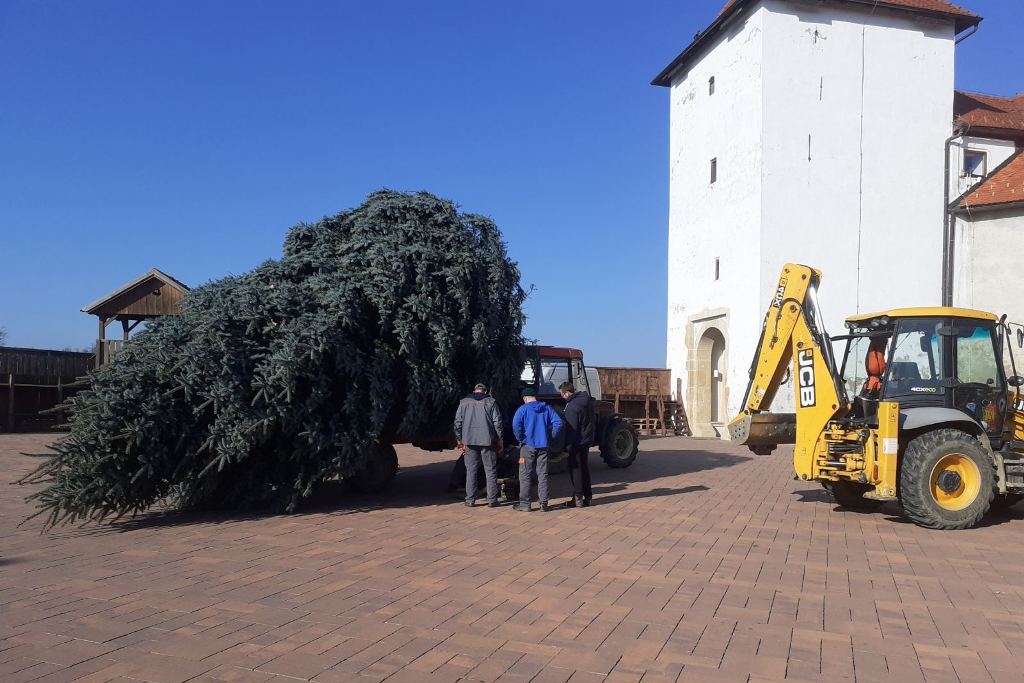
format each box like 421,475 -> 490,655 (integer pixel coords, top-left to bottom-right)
453,383 -> 505,507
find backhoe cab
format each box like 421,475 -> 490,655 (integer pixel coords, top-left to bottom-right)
729,263 -> 1024,530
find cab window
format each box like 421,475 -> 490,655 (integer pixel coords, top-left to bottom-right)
884,319 -> 944,399
539,359 -> 570,395
956,325 -> 1000,387
840,335 -> 871,399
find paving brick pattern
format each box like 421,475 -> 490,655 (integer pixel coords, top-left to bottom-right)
4,433 -> 1024,682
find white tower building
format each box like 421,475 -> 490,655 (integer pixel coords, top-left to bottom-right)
654,0 -> 980,437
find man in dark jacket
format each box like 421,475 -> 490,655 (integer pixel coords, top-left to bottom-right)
453,383 -> 504,507
559,382 -> 596,507
512,387 -> 563,512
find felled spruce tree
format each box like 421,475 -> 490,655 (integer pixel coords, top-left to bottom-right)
24,191 -> 526,527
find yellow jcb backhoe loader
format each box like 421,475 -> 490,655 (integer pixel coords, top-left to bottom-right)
729,263 -> 1024,530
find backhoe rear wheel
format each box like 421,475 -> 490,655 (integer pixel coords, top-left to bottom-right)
899,429 -> 994,530
823,481 -> 885,509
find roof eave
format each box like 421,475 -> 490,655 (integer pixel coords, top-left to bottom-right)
651,0 -> 981,88
954,200 -> 1024,215
651,1 -> 748,87
81,268 -> 190,315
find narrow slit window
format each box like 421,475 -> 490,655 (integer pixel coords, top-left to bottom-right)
709,76 -> 715,95
710,157 -> 718,184
714,257 -> 720,281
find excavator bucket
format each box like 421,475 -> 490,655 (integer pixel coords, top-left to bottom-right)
728,412 -> 796,455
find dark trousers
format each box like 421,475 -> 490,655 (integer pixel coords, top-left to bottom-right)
568,446 -> 592,501
519,445 -> 549,506
465,446 -> 498,503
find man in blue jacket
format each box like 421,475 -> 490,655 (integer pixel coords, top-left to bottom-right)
512,387 -> 563,512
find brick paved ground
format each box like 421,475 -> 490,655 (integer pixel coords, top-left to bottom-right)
4,434 -> 1024,683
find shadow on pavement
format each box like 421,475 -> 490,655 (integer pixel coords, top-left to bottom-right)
87,446 -> 747,533
793,486 -> 1024,528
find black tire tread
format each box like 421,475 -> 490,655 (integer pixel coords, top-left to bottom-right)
600,419 -> 639,469
823,480 -> 885,509
346,443 -> 399,494
899,428 -> 994,530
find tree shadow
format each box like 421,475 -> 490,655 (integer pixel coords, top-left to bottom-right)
72,446 -> 747,533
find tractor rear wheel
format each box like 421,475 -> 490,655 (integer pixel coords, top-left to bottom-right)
899,429 -> 995,530
600,419 -> 638,468
345,443 -> 399,494
823,481 -> 885,509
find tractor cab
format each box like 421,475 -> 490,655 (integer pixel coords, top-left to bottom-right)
520,346 -> 593,407
838,307 -> 1007,439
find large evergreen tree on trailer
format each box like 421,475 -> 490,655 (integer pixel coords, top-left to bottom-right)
23,191 -> 527,527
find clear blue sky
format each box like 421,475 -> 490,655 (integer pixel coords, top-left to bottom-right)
1,0 -> 1020,366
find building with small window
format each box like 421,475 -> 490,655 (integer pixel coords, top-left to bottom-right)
951,95 -> 1024,320
653,0 -> 1021,437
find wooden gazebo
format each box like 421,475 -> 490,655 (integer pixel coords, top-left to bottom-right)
82,268 -> 189,367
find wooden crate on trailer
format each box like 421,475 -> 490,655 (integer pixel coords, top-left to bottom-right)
594,366 -> 690,436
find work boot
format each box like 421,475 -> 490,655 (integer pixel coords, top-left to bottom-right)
539,502 -> 550,512
514,504 -> 531,512
564,498 -> 577,509
575,496 -> 585,508
487,500 -> 498,508
463,500 -> 473,508
581,498 -> 591,507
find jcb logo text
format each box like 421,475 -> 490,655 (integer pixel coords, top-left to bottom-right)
798,349 -> 816,407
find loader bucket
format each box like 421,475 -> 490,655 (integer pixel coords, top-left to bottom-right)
728,412 -> 796,454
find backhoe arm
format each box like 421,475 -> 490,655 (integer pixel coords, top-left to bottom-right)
728,264 -> 848,468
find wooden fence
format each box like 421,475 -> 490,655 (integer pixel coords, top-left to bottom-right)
0,347 -> 93,432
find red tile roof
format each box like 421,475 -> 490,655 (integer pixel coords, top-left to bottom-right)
959,151 -> 1024,210
719,0 -> 978,21
955,91 -> 1024,134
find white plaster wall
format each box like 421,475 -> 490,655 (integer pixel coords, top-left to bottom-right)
949,137 -> 1019,201
953,210 -> 1024,325
666,0 -> 957,431
666,7 -> 765,429
758,0 -> 954,410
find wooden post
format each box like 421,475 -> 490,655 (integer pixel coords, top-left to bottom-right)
121,318 -> 130,341
7,374 -> 14,433
614,392 -> 620,415
644,378 -> 651,435
657,394 -> 668,436
97,316 -> 107,368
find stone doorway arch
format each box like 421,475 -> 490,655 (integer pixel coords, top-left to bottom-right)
687,321 -> 729,437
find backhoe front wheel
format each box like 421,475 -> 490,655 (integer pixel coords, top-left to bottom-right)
899,429 -> 994,530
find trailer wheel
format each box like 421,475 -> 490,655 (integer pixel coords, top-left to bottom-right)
822,481 -> 884,509
345,443 -> 398,494
899,429 -> 994,530
600,419 -> 638,469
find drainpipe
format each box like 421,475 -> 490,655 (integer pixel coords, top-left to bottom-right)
941,24 -> 979,305
942,123 -> 966,306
